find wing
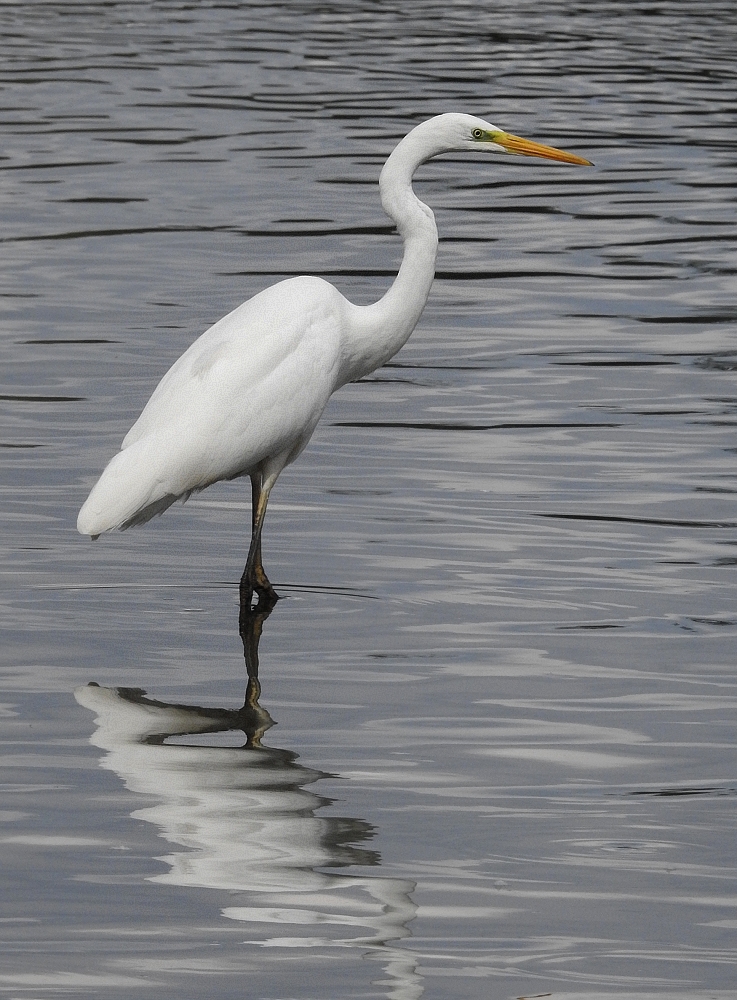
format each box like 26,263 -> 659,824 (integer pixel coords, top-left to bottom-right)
78,276 -> 347,535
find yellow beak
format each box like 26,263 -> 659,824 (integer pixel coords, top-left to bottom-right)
495,131 -> 593,166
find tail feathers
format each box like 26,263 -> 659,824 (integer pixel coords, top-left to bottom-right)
117,492 -> 183,530
77,440 -> 191,536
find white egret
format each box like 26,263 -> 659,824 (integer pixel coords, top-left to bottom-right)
78,113 -> 591,607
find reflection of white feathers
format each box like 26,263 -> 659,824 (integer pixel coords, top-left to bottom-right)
75,684 -> 423,999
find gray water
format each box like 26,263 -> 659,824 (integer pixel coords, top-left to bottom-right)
1,2 -> 737,997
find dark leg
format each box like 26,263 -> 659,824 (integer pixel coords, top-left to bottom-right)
239,473 -> 279,617
238,589 -> 275,747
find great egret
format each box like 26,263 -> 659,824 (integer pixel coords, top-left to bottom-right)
78,113 -> 591,608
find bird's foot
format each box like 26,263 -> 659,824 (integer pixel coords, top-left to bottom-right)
254,564 -> 278,602
253,584 -> 279,614
239,570 -> 279,621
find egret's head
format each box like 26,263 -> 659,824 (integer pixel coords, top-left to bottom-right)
445,113 -> 593,166
380,113 -> 592,201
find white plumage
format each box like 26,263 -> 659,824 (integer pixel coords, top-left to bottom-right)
79,277 -> 346,534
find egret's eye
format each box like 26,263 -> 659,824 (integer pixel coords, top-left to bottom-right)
471,128 -> 485,140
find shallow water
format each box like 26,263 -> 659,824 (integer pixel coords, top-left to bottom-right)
1,2 -> 737,997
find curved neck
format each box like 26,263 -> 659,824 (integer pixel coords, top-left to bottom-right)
339,124 -> 439,383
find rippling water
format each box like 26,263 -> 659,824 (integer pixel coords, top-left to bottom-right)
1,2 -> 737,997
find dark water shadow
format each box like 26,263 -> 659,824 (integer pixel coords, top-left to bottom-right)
628,785 -> 737,798
74,599 -> 423,1000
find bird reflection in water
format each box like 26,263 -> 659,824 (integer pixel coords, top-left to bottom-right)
75,600 -> 423,1000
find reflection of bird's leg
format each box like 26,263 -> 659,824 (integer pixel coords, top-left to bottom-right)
240,600 -> 265,683
240,473 -> 279,612
238,590 -> 276,748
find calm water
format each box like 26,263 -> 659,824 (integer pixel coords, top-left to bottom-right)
1,2 -> 737,997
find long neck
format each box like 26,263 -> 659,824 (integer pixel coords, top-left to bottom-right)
338,126 -> 439,383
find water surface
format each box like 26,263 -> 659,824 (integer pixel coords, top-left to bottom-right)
1,2 -> 736,997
